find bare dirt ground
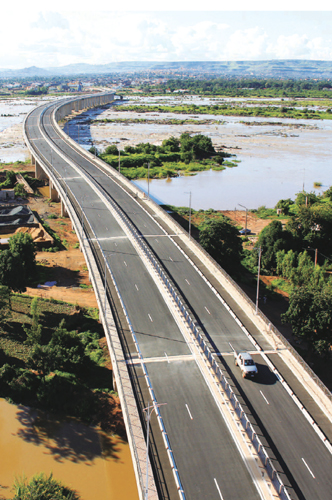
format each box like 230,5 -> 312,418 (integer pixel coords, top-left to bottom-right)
23,183 -> 98,309
221,210 -> 273,234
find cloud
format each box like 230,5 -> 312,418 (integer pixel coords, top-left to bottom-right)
268,34 -> 332,60
222,27 -> 268,60
31,11 -> 70,30
1,11 -> 332,69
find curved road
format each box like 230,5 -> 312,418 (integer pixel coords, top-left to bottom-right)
25,98 -> 332,500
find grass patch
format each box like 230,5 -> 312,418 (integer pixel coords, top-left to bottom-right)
269,278 -> 293,294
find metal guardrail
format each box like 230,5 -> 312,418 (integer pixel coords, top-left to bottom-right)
45,95 -> 297,497
24,111 -> 148,499
138,196 -> 332,404
70,162 -> 292,500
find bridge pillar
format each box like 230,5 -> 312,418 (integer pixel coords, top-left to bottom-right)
112,370 -> 117,392
35,161 -> 48,180
61,200 -> 68,217
49,181 -> 59,202
31,154 -> 36,166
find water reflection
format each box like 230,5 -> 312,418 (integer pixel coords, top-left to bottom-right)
0,399 -> 139,500
15,405 -> 122,463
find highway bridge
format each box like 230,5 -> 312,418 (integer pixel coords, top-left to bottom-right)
24,93 -> 332,500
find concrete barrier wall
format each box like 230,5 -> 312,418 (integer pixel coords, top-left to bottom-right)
54,93 -> 115,121
52,95 -> 332,428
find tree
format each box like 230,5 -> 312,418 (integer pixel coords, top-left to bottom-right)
88,146 -> 98,156
258,220 -> 292,272
199,216 -> 242,272
282,285 -> 332,357
0,170 -> 16,188
12,472 -> 80,500
161,136 -> 180,152
295,190 -> 320,207
0,250 -> 26,292
287,204 -> 332,258
24,297 -> 42,345
275,198 -> 294,215
8,232 -> 36,280
0,285 -> 11,318
104,144 -> 119,155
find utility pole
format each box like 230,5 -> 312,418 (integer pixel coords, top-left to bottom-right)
239,203 -> 248,234
185,191 -> 192,240
256,246 -> 262,314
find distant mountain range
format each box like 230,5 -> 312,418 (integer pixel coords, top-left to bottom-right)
1,60 -> 332,79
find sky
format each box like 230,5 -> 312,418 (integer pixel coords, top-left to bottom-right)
1,2 -> 332,69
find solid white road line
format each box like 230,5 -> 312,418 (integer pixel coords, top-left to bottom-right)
185,404 -> 193,420
214,478 -> 224,500
302,458 -> 316,479
260,390 -> 270,405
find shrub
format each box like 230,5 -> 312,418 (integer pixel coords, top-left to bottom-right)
12,472 -> 80,500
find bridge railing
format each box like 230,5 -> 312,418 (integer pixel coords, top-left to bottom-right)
49,93 -> 332,406
23,119 -> 151,500
71,160 -> 291,500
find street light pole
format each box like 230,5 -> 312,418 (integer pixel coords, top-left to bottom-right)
143,401 -> 167,500
256,246 -> 262,314
239,203 -> 248,234
185,191 -> 192,240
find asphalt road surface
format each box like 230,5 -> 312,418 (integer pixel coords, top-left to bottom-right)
25,99 -> 332,500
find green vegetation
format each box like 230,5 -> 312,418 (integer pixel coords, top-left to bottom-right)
25,86 -> 48,96
0,169 -> 16,189
118,102 -> 332,121
14,183 -> 27,198
98,133 -> 235,180
169,189 -> 332,362
164,206 -> 243,274
0,295 -> 112,422
12,472 -> 80,500
92,117 -> 223,126
153,77 -> 332,99
199,216 -> 243,273
0,233 -> 36,293
241,187 -> 332,358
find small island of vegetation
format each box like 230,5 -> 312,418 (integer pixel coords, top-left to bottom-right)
93,133 -> 238,180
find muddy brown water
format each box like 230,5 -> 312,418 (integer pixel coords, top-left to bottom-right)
0,399 -> 139,500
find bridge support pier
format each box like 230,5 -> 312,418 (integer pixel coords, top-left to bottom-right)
112,371 -> 117,392
49,181 -> 59,202
61,200 -> 68,217
35,161 -> 48,180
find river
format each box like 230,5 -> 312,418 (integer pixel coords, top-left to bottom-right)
72,95 -> 332,210
1,95 -> 331,210
0,398 -> 138,500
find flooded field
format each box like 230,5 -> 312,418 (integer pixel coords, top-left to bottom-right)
67,95 -> 332,210
1,93 -> 332,209
0,96 -> 56,163
0,398 -> 138,500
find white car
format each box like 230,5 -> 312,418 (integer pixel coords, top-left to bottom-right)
234,352 -> 258,378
